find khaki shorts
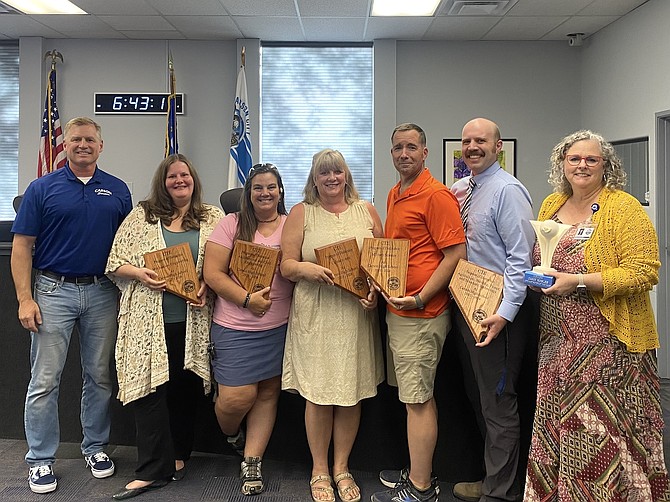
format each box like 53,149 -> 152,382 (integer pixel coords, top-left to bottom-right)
385,309 -> 450,404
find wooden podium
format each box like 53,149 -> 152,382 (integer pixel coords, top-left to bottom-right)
360,238 -> 409,298
315,238 -> 369,299
229,240 -> 280,293
144,242 -> 200,302
448,259 -> 503,343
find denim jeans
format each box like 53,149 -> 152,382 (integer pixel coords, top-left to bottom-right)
24,272 -> 118,466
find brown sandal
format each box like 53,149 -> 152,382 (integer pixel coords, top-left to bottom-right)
310,474 -> 335,502
334,472 -> 361,502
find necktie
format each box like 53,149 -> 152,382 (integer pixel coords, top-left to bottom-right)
460,177 -> 476,231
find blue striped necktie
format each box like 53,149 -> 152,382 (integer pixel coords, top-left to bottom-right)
460,177 -> 476,231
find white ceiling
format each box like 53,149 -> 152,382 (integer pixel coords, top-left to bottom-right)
0,0 -> 651,42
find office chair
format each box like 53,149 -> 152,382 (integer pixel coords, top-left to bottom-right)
219,187 -> 243,214
13,195 -> 23,213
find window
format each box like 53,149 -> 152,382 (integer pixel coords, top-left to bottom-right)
0,41 -> 19,220
612,137 -> 649,206
260,44 -> 373,210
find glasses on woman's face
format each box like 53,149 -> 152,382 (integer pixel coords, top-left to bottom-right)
565,155 -> 603,167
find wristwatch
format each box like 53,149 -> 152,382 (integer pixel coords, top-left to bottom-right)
576,274 -> 587,292
414,293 -> 425,310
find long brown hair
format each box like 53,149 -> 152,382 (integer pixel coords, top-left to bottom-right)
139,154 -> 208,229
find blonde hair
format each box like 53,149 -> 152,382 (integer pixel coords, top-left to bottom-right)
302,149 -> 360,205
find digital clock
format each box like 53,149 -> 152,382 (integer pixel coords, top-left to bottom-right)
94,93 -> 184,114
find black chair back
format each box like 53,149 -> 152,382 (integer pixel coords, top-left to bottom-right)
219,187 -> 243,214
12,195 -> 23,213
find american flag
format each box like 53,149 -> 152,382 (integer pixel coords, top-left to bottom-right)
38,68 -> 66,177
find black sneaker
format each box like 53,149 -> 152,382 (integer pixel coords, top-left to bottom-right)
28,465 -> 57,494
379,467 -> 409,488
379,468 -> 440,495
371,478 -> 438,502
84,452 -> 115,478
240,456 -> 263,495
227,428 -> 246,456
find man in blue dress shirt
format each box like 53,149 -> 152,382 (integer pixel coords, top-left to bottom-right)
450,118 -> 538,502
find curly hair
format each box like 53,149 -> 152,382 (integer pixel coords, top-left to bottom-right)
302,149 -> 360,205
139,154 -> 208,230
548,130 -> 627,195
235,163 -> 287,243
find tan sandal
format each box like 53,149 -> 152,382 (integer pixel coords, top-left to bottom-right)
334,472 -> 361,502
310,474 -> 335,502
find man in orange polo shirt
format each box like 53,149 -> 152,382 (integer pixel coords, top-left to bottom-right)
372,123 -> 466,502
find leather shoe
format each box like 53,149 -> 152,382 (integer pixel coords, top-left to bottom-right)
453,480 -> 482,502
112,480 -> 167,500
172,466 -> 186,481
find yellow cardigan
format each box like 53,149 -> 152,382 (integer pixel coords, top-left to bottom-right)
538,189 -> 660,353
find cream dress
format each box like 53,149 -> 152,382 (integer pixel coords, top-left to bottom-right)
281,200 -> 384,406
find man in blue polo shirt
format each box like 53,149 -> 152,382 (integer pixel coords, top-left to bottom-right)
11,117 -> 132,494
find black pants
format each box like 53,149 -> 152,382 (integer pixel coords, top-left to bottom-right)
127,322 -> 203,481
453,291 -> 539,502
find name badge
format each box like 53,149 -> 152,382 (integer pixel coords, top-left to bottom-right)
574,224 -> 596,241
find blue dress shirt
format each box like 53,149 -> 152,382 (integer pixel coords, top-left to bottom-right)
451,162 -> 534,322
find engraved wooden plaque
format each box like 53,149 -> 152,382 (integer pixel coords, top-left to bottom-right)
448,259 -> 504,343
360,238 -> 410,298
229,240 -> 280,293
315,238 -> 369,299
143,242 -> 200,303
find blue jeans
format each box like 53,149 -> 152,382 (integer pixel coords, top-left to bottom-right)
24,272 -> 118,466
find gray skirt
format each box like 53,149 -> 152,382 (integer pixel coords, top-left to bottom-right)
210,322 -> 287,386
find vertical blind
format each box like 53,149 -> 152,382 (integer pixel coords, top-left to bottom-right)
260,44 -> 373,210
0,41 -> 19,220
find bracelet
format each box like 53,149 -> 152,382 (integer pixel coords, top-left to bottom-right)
242,292 -> 251,308
413,293 -> 425,310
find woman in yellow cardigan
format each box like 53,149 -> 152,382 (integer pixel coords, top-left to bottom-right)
524,130 -> 669,501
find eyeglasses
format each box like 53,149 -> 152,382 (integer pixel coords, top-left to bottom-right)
565,155 -> 603,167
249,163 -> 278,175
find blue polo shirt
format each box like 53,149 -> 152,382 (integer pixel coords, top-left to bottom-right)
12,163 -> 132,276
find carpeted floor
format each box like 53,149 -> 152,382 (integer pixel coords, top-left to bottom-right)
0,438 -> 459,502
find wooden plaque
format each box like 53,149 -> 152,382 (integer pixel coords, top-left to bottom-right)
143,242 -> 200,302
229,240 -> 280,293
315,238 -> 369,299
448,259 -> 504,343
360,238 -> 410,298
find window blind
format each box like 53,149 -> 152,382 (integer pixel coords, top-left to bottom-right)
260,44 -> 373,210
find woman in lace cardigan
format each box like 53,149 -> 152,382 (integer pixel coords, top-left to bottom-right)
524,131 -> 669,501
106,154 -> 223,500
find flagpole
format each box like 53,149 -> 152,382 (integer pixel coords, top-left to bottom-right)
44,51 -> 62,160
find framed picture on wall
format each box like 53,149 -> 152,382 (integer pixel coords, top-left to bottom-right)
443,138 -> 517,187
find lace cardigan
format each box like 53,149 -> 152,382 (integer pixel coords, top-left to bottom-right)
106,204 -> 224,404
538,189 -> 660,352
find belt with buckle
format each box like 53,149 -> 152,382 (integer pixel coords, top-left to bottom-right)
41,270 -> 100,285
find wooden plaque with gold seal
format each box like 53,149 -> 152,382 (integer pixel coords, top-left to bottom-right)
448,258 -> 504,343
360,237 -> 410,298
143,242 -> 200,303
229,240 -> 280,293
314,238 -> 369,299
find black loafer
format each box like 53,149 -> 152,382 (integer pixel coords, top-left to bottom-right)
112,480 -> 167,500
172,466 -> 186,481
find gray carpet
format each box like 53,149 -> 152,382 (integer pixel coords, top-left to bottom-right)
0,439 -> 459,501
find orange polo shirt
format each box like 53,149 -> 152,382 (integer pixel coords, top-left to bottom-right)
385,168 -> 465,318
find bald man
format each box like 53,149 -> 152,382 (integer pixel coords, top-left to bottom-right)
450,118 -> 538,502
